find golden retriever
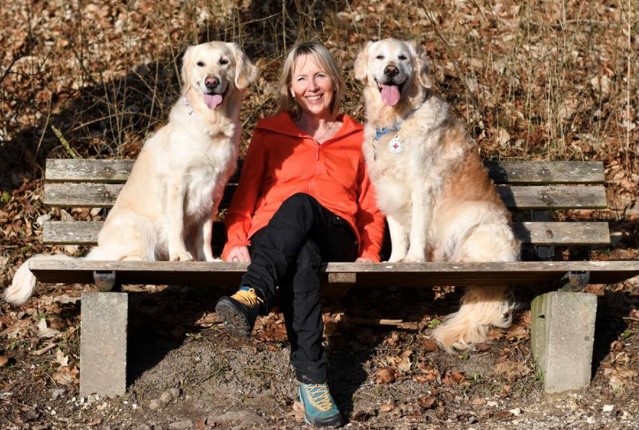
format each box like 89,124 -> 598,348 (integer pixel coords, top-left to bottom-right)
5,41 -> 258,305
354,38 -> 519,352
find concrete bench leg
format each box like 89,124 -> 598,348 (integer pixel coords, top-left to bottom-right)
80,292 -> 128,397
531,291 -> 597,393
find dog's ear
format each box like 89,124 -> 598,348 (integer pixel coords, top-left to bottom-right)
409,41 -> 432,89
353,42 -> 372,82
180,45 -> 195,93
228,43 -> 259,90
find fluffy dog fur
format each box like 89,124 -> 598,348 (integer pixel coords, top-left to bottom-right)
5,41 -> 258,306
354,38 -> 519,352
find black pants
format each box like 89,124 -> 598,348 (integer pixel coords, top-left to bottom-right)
242,193 -> 358,383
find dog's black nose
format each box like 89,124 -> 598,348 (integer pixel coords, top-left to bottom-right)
205,76 -> 220,89
384,65 -> 399,77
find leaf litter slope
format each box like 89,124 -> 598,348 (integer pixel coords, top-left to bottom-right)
1,0 -> 638,428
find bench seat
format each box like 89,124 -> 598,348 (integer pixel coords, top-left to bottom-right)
29,259 -> 639,289
25,157 -> 639,397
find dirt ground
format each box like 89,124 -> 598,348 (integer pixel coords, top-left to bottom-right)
2,272 -> 639,429
1,0 -> 638,429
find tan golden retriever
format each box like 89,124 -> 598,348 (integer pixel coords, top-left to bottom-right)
354,38 -> 519,352
5,41 -> 258,305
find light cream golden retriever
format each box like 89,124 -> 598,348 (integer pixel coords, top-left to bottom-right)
5,41 -> 258,305
354,38 -> 519,352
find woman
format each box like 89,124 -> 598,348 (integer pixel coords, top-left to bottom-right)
215,41 -> 385,427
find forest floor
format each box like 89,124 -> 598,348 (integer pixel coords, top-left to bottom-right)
1,1 -> 638,428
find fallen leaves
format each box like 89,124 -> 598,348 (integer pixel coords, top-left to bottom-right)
493,359 -> 532,381
442,370 -> 466,385
0,1 -> 637,428
605,367 -> 639,392
2,317 -> 33,339
379,400 -> 396,412
374,367 -> 397,384
45,343 -> 81,384
37,318 -> 60,339
290,400 -> 305,422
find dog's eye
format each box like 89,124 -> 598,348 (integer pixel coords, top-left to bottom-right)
398,54 -> 407,60
376,55 -> 385,60
219,58 -> 229,65
196,61 -> 205,67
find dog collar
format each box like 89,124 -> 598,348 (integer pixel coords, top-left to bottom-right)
374,126 -> 399,141
373,107 -> 419,141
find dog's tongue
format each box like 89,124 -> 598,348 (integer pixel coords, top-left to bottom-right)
380,84 -> 401,106
203,93 -> 223,109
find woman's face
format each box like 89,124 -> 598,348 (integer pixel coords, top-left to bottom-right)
290,54 -> 334,118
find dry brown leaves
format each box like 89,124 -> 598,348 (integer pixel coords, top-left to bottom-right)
0,2 -> 637,427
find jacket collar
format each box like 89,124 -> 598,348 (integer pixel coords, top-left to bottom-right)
256,112 -> 363,140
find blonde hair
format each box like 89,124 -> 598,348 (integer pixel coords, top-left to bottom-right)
277,41 -> 344,119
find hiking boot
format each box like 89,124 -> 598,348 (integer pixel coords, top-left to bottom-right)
298,383 -> 342,427
215,286 -> 263,338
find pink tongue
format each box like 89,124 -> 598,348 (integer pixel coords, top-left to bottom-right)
203,94 -> 223,109
380,84 -> 401,106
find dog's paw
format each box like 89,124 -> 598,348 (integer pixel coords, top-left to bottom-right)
402,256 -> 426,263
170,251 -> 194,262
387,252 -> 406,263
403,250 -> 426,263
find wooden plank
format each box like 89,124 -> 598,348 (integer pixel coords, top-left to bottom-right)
485,160 -> 604,184
44,182 -> 606,210
495,185 -> 607,209
45,183 -> 123,207
44,221 -> 104,245
513,222 -> 609,245
45,158 -> 243,184
42,220 -> 611,247
46,159 -> 135,183
44,182 -> 238,208
46,159 -> 604,185
27,259 -> 639,287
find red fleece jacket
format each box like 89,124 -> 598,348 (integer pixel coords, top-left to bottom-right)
222,111 -> 385,261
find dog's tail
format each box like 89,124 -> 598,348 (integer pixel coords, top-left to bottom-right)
5,245 -> 146,305
4,254 -> 76,306
431,285 -> 515,353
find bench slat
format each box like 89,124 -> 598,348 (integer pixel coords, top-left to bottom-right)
513,222 -> 609,245
46,159 -> 135,183
495,184 -> 607,209
44,183 -> 607,210
42,220 -> 610,246
45,159 -> 604,184
45,159 -> 243,184
44,183 -> 238,208
27,259 -> 639,287
484,160 -> 604,184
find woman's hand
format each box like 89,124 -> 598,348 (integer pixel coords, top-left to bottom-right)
355,257 -> 375,263
226,246 -> 251,263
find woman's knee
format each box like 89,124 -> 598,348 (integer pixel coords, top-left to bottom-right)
271,193 -> 320,227
280,193 -> 317,212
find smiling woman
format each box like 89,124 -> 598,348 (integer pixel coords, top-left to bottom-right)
214,41 -> 385,427
290,57 -> 336,137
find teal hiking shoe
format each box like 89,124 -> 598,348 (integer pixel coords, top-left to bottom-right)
298,383 -> 342,427
215,286 -> 263,338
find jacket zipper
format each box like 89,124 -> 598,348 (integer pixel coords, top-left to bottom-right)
308,140 -> 322,195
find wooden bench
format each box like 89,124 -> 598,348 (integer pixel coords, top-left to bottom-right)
27,158 -> 639,396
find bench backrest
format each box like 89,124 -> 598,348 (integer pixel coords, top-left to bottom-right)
41,159 -> 610,259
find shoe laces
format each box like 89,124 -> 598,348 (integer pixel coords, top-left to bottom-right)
231,288 -> 263,307
302,383 -> 334,412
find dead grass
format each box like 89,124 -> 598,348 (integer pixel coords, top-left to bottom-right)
2,2 -> 637,165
